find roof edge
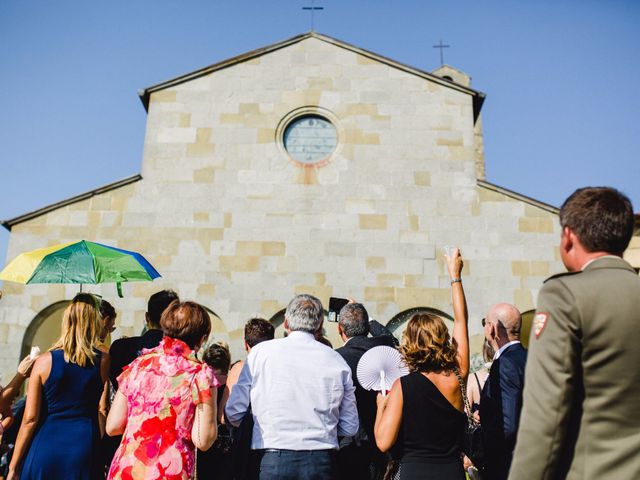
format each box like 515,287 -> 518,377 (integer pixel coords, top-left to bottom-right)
1,174 -> 142,231
477,179 -> 559,214
138,31 -> 486,120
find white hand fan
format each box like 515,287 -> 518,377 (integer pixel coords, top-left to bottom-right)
357,346 -> 409,396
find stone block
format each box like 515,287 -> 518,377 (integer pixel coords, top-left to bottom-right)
150,90 -> 177,103
414,172 -> 431,187
157,128 -> 196,144
512,261 -> 530,276
514,289 -> 534,311
261,300 -> 283,317
366,257 -> 386,270
531,261 -> 550,276
194,212 -> 209,222
193,167 -> 215,183
519,217 -> 554,233
294,285 -> 333,303
324,242 -> 356,257
219,256 -> 260,272
364,286 -> 396,302
359,214 -> 387,230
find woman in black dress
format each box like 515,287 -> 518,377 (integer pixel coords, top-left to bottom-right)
375,248 -> 469,480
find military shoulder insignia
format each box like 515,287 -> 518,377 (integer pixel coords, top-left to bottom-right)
533,312 -> 548,338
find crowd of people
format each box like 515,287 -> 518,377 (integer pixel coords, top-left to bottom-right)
0,185 -> 638,480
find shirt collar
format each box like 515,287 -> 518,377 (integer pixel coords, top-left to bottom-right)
493,340 -> 521,360
287,330 -> 316,342
580,255 -> 620,271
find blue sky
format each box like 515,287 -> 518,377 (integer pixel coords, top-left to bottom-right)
1,0 -> 639,265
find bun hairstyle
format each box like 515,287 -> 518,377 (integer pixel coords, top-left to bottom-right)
400,313 -> 459,373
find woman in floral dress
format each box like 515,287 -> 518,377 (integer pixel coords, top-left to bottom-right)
106,300 -> 219,480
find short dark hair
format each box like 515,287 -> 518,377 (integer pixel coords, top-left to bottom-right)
160,300 -> 211,349
148,289 -> 179,328
244,318 -> 275,348
560,187 -> 634,255
338,303 -> 369,338
203,342 -> 231,374
100,299 -> 116,320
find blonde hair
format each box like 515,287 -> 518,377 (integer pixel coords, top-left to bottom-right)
400,313 -> 459,373
50,293 -> 102,367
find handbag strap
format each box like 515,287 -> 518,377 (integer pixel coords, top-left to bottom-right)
453,368 -> 474,422
474,372 -> 482,392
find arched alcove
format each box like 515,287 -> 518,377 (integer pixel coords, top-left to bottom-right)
521,309 -> 535,349
21,301 -> 71,360
385,307 -> 454,341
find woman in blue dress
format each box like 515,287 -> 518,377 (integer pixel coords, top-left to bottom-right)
8,293 -> 109,480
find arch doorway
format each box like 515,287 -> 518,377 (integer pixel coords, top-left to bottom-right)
520,309 -> 535,349
386,307 -> 454,341
21,301 -> 71,361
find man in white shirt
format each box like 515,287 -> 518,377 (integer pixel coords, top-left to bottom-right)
225,294 -> 359,479
479,303 -> 527,480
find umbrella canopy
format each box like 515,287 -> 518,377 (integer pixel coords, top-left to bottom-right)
0,240 -> 161,296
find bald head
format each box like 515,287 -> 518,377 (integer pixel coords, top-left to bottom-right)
486,303 -> 522,342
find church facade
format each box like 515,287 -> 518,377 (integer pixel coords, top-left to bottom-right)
0,33 -> 567,377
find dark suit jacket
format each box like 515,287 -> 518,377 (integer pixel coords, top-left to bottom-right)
109,329 -> 164,389
480,342 -> 527,480
336,334 -> 396,443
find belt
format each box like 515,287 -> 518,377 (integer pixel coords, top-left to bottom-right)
260,448 -> 336,453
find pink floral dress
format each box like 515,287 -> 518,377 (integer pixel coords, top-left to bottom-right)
107,337 -> 219,480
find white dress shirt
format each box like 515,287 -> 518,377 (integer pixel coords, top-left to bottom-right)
225,330 -> 359,450
493,340 -> 521,360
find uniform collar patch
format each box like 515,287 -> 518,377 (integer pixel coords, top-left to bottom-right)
533,312 -> 548,338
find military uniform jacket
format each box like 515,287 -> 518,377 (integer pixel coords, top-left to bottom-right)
509,256 -> 640,480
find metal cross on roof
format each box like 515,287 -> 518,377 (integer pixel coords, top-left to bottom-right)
302,0 -> 324,31
432,39 -> 450,66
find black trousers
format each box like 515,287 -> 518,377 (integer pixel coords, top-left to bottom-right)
257,449 -> 336,480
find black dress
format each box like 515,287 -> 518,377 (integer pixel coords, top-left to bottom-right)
397,371 -> 466,480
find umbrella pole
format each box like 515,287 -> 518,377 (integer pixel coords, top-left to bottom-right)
80,283 -> 83,293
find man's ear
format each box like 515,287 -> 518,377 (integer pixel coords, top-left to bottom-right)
244,340 -> 250,353
561,226 -> 574,252
489,322 -> 499,342
145,312 -> 151,325
337,323 -> 344,337
283,318 -> 289,332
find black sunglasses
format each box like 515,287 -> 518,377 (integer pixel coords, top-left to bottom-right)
481,318 -> 486,327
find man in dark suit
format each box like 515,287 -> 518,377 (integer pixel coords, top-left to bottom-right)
480,303 -> 527,480
335,303 -> 396,480
108,289 -> 178,389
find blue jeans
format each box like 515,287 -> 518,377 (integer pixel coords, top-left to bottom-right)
258,449 -> 336,480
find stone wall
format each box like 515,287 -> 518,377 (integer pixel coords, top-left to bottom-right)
0,36 -> 563,378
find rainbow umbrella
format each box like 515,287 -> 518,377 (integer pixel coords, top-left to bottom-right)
0,240 -> 161,297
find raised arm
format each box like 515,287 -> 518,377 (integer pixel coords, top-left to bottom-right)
446,248 -> 469,379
